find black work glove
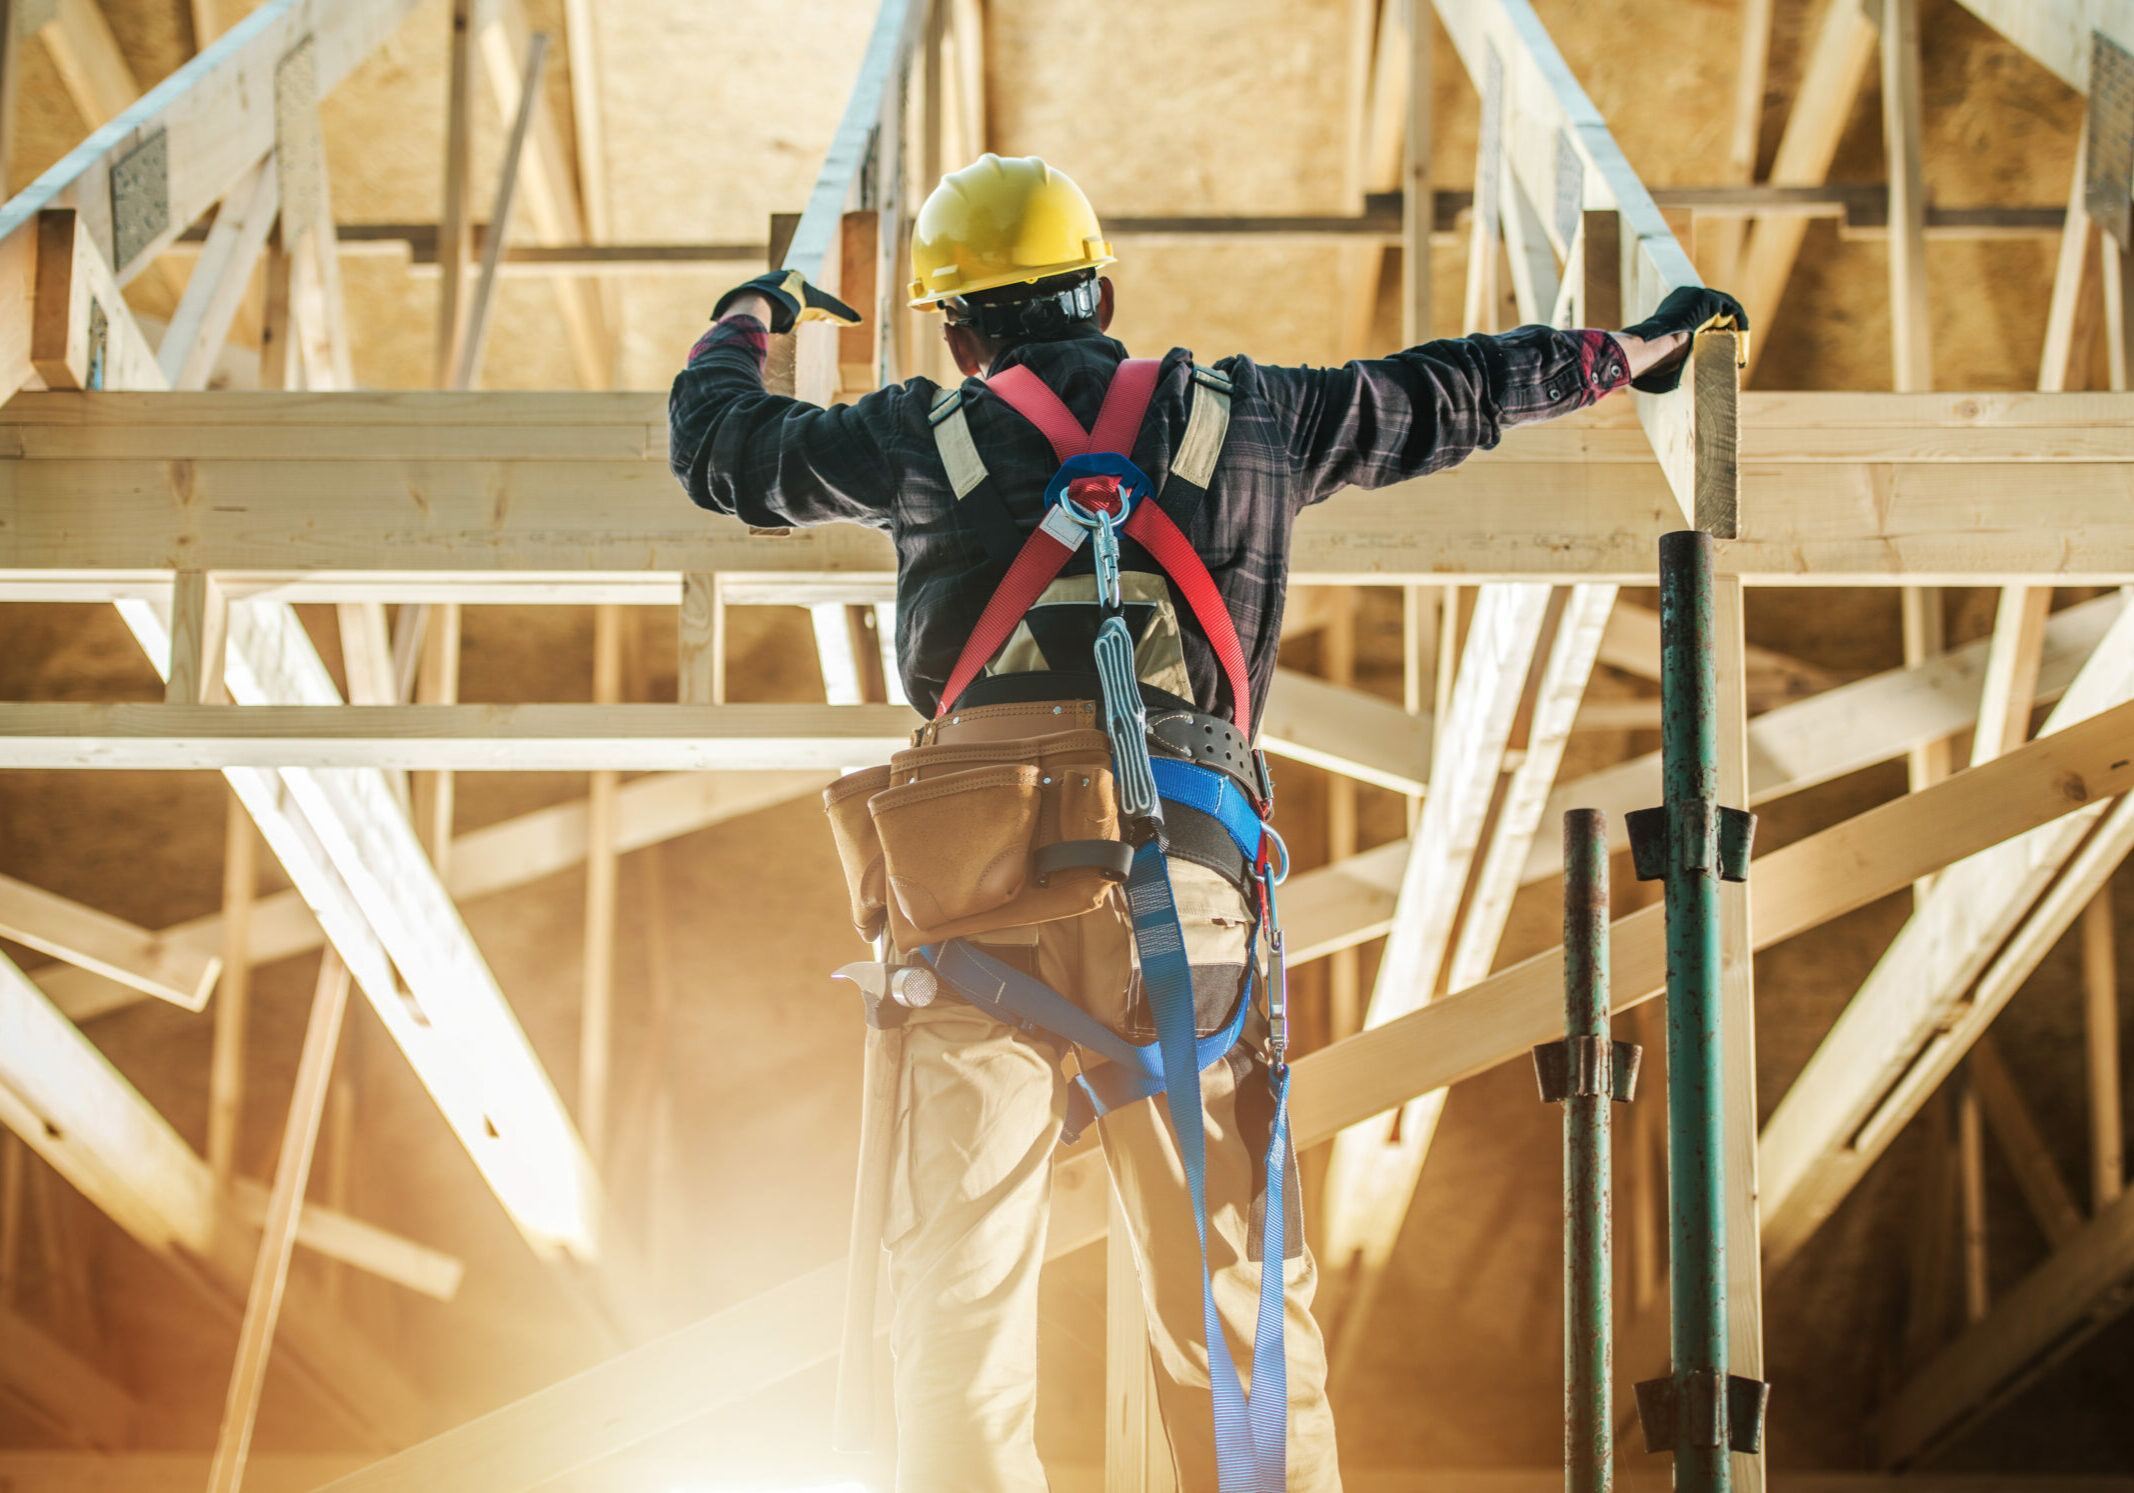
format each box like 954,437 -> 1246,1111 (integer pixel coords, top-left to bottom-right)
1619,286 -> 1750,394
711,270 -> 864,335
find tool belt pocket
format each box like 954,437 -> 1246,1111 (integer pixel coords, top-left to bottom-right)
823,765 -> 895,942
873,764 -> 1043,942
825,728 -> 1124,949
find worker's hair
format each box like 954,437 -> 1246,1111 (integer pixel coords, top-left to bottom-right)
947,270 -> 1101,345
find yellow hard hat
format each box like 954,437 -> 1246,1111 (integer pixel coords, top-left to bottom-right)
908,154 -> 1115,309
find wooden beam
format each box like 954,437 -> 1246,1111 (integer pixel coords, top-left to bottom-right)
1879,1161 -> 2134,1466
435,0 -> 476,387
0,872 -> 218,1009
1700,0 -> 1772,288
452,33 -> 548,392
229,1176 -> 461,1302
580,604 -> 621,1162
314,694 -> 2134,1493
0,702 -> 925,770
1969,1035 -> 2085,1250
677,573 -> 724,705
411,601 -> 462,873
1950,1 -> 2134,93
1735,0 -> 1877,372
1882,0 -> 1932,391
15,393 -> 2134,586
207,795 -> 254,1189
206,951 -> 350,1493
1958,1070 -> 1990,1321
1402,0 -> 1434,345
1970,586 -> 2055,764
2041,134 -> 2101,393
31,210 -> 165,392
2084,890 -> 2124,1210
1761,603 -> 2134,1268
559,0 -> 609,245
1260,666 -> 1435,794
475,0 -> 611,389
159,156 -> 280,390
166,569 -> 229,706
1524,593 -> 2123,884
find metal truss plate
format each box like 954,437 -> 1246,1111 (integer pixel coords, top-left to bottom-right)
2086,31 -> 2134,248
1476,44 -> 1504,245
275,36 -> 325,245
1553,129 -> 1584,251
109,128 -> 170,277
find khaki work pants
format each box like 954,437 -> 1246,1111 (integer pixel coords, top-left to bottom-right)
883,866 -> 1342,1492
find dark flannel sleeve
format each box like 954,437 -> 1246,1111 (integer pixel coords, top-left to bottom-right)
667,314 -> 901,530
1248,325 -> 1630,512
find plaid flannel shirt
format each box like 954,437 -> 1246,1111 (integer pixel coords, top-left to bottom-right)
669,319 -> 1628,728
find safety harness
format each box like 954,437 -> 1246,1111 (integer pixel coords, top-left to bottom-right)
917,357 -> 1292,1491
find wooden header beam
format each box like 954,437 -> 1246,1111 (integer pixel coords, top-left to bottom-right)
6,393 -> 2134,588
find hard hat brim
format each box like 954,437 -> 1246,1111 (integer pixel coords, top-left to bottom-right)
907,248 -> 1117,311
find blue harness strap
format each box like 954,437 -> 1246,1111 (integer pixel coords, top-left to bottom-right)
919,763 -> 1291,1491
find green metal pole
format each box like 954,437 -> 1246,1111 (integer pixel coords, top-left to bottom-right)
1660,529 -> 1728,1493
1562,808 -> 1612,1493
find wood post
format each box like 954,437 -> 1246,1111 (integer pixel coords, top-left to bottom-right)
435,0 -> 477,387
208,794 -> 257,1189
205,952 -> 352,1493
453,32 -> 549,391
579,603 -> 621,1162
2084,890 -> 2124,1210
167,570 -> 228,706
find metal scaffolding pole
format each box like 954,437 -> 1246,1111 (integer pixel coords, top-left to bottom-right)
1535,808 -> 1640,1492
1630,532 -> 1765,1488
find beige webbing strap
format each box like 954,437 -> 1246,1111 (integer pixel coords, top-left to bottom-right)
1173,366 -> 1233,489
929,389 -> 989,500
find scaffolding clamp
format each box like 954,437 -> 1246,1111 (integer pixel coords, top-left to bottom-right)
1634,1369 -> 1770,1456
1530,1034 -> 1641,1104
1624,803 -> 1756,883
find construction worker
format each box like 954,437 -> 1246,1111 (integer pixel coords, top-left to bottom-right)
671,154 -> 1744,1493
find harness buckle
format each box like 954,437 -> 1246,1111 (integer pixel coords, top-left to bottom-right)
1258,861 -> 1289,1070
1251,747 -> 1276,817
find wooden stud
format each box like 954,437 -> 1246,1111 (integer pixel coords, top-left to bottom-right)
1969,586 -> 2055,766
1957,1069 -> 1989,1323
579,602 -> 621,1162
205,951 -> 351,1493
452,33 -> 549,392
1402,0 -> 1432,347
560,0 -> 609,245
0,871 -> 219,1009
188,0 -> 221,47
1901,1090 -> 1957,1367
1969,1034 -> 2084,1249
678,573 -> 725,705
1325,590 -> 1362,1043
159,157 -> 281,391
258,241 -> 297,391
2041,133 -> 2103,393
1735,0 -> 1877,373
208,793 -> 256,1189
434,0 -> 476,388
411,601 -> 462,875
475,0 -> 613,389
1881,0 -> 1933,391
2084,890 -> 2124,1210
1702,0 -> 1773,288
166,570 -> 228,706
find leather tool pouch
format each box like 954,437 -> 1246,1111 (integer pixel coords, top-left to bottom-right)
823,765 -> 894,942
823,728 -> 1126,948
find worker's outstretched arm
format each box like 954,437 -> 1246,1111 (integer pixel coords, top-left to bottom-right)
1253,285 -> 1745,511
667,280 -> 898,530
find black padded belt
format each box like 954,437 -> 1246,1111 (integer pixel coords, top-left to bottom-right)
1147,707 -> 1254,798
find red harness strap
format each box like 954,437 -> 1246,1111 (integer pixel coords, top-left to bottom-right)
934,360 -> 1255,730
